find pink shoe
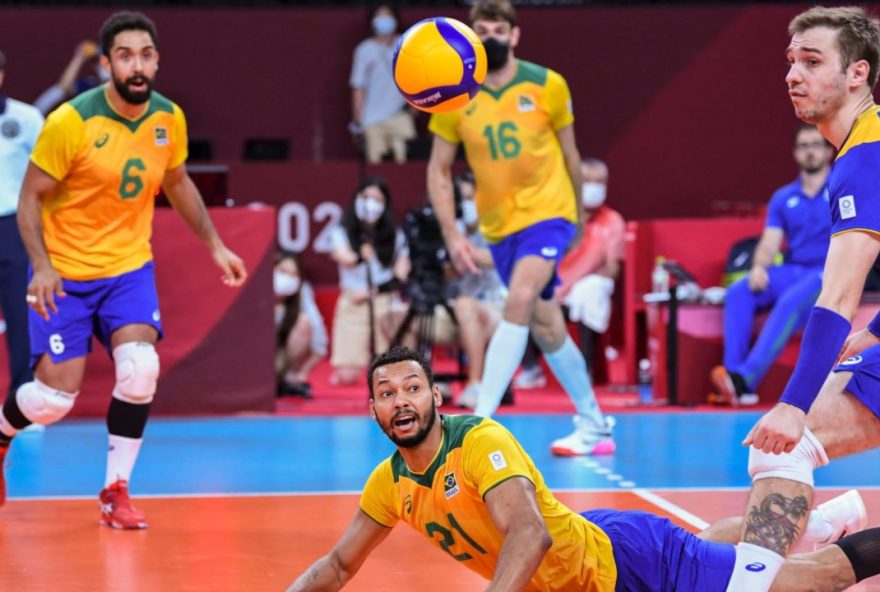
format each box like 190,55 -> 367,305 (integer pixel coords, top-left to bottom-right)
0,444 -> 7,507
550,416 -> 616,456
99,479 -> 148,529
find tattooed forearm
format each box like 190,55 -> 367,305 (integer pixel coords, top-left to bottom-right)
743,493 -> 810,555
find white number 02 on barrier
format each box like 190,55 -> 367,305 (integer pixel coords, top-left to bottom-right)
277,201 -> 343,254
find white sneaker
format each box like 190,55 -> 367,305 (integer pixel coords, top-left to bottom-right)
808,490 -> 868,547
456,383 -> 480,409
513,366 -> 547,389
550,415 -> 616,456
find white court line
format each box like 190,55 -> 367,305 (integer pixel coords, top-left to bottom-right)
632,488 -> 710,530
8,485 -> 880,503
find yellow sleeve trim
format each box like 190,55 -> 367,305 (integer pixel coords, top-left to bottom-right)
831,227 -> 880,239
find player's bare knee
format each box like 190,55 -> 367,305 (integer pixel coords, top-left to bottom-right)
748,427 -> 829,486
112,342 -> 160,405
16,380 -> 77,425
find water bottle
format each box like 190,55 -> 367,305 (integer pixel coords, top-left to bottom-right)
638,358 -> 653,405
651,256 -> 669,294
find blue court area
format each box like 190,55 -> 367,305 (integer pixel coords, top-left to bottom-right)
6,412 -> 880,499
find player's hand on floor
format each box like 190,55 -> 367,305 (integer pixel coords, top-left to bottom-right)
743,403 -> 806,454
447,233 -> 481,275
26,266 -> 66,320
837,328 -> 880,365
212,246 -> 248,287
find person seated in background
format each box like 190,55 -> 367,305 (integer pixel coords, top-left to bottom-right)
449,172 -> 507,409
710,124 -> 833,406
515,158 -> 624,388
349,3 -> 416,164
274,251 -> 327,399
329,177 -> 409,385
33,40 -> 107,115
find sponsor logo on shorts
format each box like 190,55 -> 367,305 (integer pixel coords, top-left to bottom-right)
488,450 -> 507,471
95,133 -> 109,148
842,355 -> 863,366
152,310 -> 161,322
745,562 -> 767,572
154,126 -> 169,146
839,195 -> 857,220
443,472 -> 460,499
540,246 -> 558,258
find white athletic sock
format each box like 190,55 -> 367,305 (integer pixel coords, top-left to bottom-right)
105,434 -> 143,487
474,321 -> 529,417
543,336 -> 605,429
724,542 -> 785,592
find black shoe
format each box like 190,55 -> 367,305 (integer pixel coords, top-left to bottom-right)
500,385 -> 515,406
277,380 -> 313,399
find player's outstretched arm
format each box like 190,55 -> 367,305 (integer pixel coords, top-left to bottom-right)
162,166 -> 247,287
426,135 -> 480,275
17,163 -> 65,320
484,476 -> 553,592
288,509 -> 392,592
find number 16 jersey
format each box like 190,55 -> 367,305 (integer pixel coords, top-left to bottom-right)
429,60 -> 578,243
30,85 -> 188,281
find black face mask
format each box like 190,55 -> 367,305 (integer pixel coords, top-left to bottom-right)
482,37 -> 510,72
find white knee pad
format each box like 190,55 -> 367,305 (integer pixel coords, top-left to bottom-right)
112,342 -> 159,405
748,427 -> 830,487
16,380 -> 77,425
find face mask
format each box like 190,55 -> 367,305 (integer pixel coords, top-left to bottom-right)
581,182 -> 607,209
274,271 -> 301,297
461,200 -> 479,227
355,196 -> 385,224
482,37 -> 510,71
372,14 -> 397,36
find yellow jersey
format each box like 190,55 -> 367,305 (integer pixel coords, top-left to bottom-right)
429,60 -> 578,242
30,86 -> 188,281
359,415 -> 617,591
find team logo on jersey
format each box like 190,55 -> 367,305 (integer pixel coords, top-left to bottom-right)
1,119 -> 20,139
488,450 -> 507,471
154,126 -> 169,146
443,472 -> 460,499
517,94 -> 536,112
95,133 -> 109,148
839,195 -> 857,220
786,196 -> 800,208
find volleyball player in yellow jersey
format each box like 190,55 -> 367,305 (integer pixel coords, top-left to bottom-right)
0,12 -> 247,528
289,346 -> 879,592
427,0 -> 613,456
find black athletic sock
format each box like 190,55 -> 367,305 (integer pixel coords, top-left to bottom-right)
835,527 -> 880,582
2,388 -> 33,432
106,398 -> 151,439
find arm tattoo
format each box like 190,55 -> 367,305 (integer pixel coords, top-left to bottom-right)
743,493 -> 810,555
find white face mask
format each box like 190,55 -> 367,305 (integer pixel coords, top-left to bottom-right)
461,200 -> 479,227
274,271 -> 301,297
355,196 -> 385,224
581,182 -> 607,208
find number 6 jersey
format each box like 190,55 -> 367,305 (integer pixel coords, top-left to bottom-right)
359,415 -> 616,592
428,60 -> 577,243
30,85 -> 188,281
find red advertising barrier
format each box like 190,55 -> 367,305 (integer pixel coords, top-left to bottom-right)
0,208 -> 277,417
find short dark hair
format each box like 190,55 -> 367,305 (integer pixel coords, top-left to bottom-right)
470,0 -> 517,28
794,123 -> 821,144
367,346 -> 434,399
789,6 -> 880,88
100,11 -> 159,57
0,50 -> 6,71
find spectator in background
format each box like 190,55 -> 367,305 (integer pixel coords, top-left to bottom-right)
0,50 -> 44,398
34,40 -> 107,115
274,251 -> 327,399
515,158 -> 625,388
329,177 -> 409,385
710,124 -> 833,406
349,4 -> 416,164
450,172 -> 507,408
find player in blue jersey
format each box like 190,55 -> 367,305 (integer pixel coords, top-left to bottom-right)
725,6 -> 880,591
289,347 -> 880,592
710,124 -> 832,405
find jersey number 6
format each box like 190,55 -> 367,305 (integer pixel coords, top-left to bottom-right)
119,158 -> 146,200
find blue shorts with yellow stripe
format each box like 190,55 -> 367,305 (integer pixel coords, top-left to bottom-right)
833,344 -> 880,419
582,509 -> 735,591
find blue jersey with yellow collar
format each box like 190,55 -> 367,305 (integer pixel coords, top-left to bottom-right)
828,105 -> 880,237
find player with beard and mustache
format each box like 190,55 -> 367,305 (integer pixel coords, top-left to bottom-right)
290,346 -> 880,592
0,11 -> 247,530
709,124 -> 833,407
426,0 -> 614,459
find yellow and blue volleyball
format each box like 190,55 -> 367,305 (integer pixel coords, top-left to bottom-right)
393,17 -> 487,114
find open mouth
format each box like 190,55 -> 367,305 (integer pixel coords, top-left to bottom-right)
393,412 -> 417,430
